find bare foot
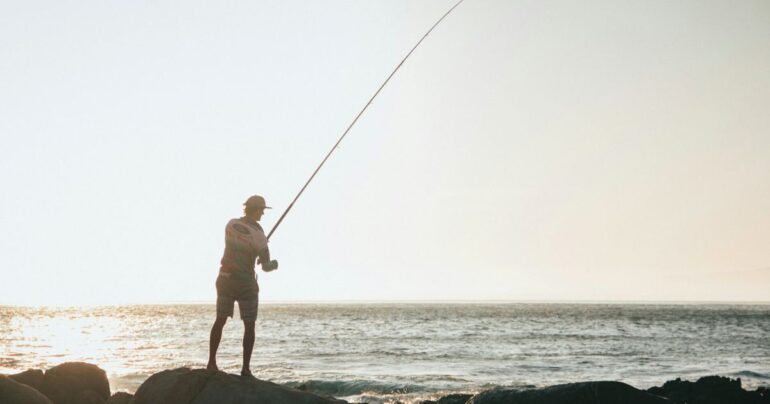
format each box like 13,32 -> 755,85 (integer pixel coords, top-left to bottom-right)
240,369 -> 254,378
206,363 -> 219,372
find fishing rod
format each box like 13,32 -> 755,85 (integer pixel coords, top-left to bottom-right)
267,0 -> 466,241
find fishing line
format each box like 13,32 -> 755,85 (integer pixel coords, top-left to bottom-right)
268,0 -> 466,240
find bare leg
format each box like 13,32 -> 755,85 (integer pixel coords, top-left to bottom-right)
241,320 -> 256,377
207,316 -> 228,371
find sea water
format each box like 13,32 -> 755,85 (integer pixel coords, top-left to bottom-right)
1,303 -> 769,403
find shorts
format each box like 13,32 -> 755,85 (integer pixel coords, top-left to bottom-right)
215,274 -> 259,322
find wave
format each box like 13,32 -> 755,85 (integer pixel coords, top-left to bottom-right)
729,371 -> 770,380
283,379 -> 427,397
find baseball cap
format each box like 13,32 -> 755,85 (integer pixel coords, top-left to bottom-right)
243,195 -> 272,209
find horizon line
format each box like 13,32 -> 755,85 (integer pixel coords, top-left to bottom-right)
2,298 -> 770,308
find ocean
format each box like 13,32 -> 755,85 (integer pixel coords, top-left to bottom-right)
1,303 -> 769,403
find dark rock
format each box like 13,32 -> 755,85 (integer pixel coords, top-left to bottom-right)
420,393 -> 474,404
467,381 -> 672,404
134,368 -> 209,404
42,362 -> 110,404
132,367 -> 348,404
106,392 -> 134,404
0,375 -> 54,404
72,389 -> 106,404
9,369 -> 45,391
759,387 -> 769,398
437,394 -> 474,404
647,376 -> 770,404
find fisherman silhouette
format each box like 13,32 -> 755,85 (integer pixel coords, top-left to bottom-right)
207,195 -> 278,377
206,0 -> 463,379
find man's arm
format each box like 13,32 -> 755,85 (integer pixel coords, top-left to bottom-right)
258,247 -> 278,272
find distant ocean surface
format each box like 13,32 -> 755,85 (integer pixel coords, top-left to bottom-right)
2,303 -> 769,403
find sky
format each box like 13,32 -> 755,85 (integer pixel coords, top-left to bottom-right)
1,0 -> 768,306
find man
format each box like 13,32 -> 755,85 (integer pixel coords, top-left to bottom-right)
207,195 -> 278,377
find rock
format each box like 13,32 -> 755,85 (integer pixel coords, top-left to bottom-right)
420,393 -> 474,404
41,362 -> 110,404
467,381 -> 672,404
132,367 -> 348,404
438,394 -> 474,404
106,392 -> 134,404
647,376 -> 770,404
132,368 -> 209,404
9,369 -> 45,391
72,389 -> 106,404
759,387 -> 770,398
0,375 -> 54,404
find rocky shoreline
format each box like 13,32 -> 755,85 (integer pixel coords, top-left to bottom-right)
1,362 -> 768,404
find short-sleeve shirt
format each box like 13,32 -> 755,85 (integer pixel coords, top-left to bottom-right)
219,217 -> 268,280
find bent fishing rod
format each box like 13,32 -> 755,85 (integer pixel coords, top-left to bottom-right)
267,0 -> 466,241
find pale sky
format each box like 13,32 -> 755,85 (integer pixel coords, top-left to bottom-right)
1,0 -> 768,306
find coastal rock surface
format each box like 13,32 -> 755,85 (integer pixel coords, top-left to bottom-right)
132,367 -> 348,404
41,362 -> 110,404
0,375 -> 53,404
419,393 -> 474,404
647,376 -> 770,404
106,392 -> 134,404
466,381 -> 672,404
3,362 -> 770,404
9,369 -> 45,392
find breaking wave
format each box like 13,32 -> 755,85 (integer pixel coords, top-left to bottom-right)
283,379 -> 427,397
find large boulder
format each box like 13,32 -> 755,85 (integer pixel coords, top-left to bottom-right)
0,375 -> 54,404
106,392 -> 134,404
41,362 -> 110,404
9,369 -> 45,392
132,368 -> 348,404
71,389 -> 107,404
647,376 -> 770,404
467,381 -> 672,404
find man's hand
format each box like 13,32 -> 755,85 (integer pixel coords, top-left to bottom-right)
262,259 -> 279,272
